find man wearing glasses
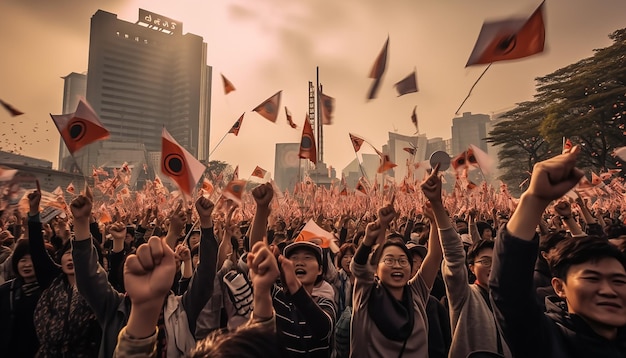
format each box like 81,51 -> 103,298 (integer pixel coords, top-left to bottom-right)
437,220 -> 512,358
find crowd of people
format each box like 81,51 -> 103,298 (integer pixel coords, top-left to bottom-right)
1,146 -> 625,357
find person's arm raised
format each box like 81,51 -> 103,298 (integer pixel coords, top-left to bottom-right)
249,183 -> 274,248
508,147 -> 585,241
247,242 -> 279,324
419,164 -> 444,290
164,203 -> 186,250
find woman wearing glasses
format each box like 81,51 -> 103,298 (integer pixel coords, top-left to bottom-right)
350,166 -> 443,358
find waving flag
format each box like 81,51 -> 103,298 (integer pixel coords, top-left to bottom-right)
251,166 -> 267,179
394,70 -> 418,96
161,127 -> 206,196
221,73 -> 236,94
349,133 -> 365,152
403,147 -> 416,156
285,107 -> 297,128
411,106 -> 419,134
299,116 -> 317,164
0,99 -> 23,116
367,36 -> 389,100
229,113 -> 245,136
377,154 -> 397,173
50,98 -> 110,154
466,1 -> 545,66
319,92 -> 335,125
223,179 -> 246,205
252,91 -> 282,123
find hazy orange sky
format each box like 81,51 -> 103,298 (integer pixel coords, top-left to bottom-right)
1,0 -> 625,178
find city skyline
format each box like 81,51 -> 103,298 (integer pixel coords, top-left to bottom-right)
1,0 -> 625,179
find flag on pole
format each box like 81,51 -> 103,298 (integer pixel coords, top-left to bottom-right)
394,71 -> 418,96
295,219 -> 335,249
319,92 -> 335,125
50,98 -> 110,154
299,116 -> 317,164
285,107 -> 297,128
221,74 -> 236,94
161,127 -> 206,196
252,91 -> 281,123
201,178 -> 214,195
469,144 -> 493,174
0,99 -> 24,116
251,166 -> 267,179
66,182 -> 75,194
403,147 -> 416,156
349,133 -> 365,152
232,165 -> 239,180
223,179 -> 246,205
367,37 -> 389,100
229,113 -> 244,136
466,1 -> 546,66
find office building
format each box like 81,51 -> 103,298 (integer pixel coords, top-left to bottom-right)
451,112 -> 490,155
67,9 -> 211,175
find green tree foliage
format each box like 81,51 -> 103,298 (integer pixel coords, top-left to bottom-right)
488,28 -> 626,189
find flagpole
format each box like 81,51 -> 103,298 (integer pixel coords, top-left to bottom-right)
454,62 -> 493,115
208,132 -> 229,158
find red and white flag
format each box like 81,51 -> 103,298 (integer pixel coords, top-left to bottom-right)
50,98 -> 110,154
161,127 -> 206,196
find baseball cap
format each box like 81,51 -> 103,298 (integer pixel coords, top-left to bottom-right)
283,241 -> 322,264
406,241 -> 427,259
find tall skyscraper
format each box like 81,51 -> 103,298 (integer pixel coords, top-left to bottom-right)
451,112 -> 490,155
69,9 -> 211,175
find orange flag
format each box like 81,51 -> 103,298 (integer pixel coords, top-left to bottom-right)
377,154 -> 397,173
285,107 -> 297,128
252,91 -> 281,123
201,178 -> 214,195
466,1 -> 545,66
161,127 -> 206,196
349,133 -> 365,152
50,98 -> 110,154
229,113 -> 244,136
251,166 -> 267,179
299,116 -> 317,164
223,179 -> 246,205
221,73 -> 236,94
0,99 -> 24,116
394,70 -> 418,96
319,92 -> 335,125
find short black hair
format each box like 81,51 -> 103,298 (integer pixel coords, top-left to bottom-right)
539,231 -> 569,253
547,236 -> 626,281
466,240 -> 495,265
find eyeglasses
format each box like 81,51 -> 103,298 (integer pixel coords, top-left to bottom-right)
381,258 -> 410,267
474,258 -> 492,267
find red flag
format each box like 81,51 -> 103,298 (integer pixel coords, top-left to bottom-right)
223,179 -> 246,205
349,133 -> 365,152
452,151 -> 468,172
251,166 -> 267,179
252,91 -> 281,123
0,99 -> 24,116
161,127 -> 206,195
411,106 -> 419,134
355,181 -> 368,196
394,71 -> 418,96
221,73 -> 236,94
367,37 -> 389,100
229,113 -> 244,136
66,182 -> 75,194
403,147 -> 416,156
299,116 -> 317,164
591,172 -> 603,186
319,92 -> 335,125
377,154 -> 397,173
285,107 -> 297,128
50,98 -> 110,154
466,1 -> 545,66
340,187 -> 348,196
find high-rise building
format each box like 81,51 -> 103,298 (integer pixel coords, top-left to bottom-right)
68,9 -> 211,175
451,112 -> 490,155
385,132 -> 428,182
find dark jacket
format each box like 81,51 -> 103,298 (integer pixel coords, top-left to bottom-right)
0,276 -> 40,357
28,215 -> 101,357
490,227 -> 626,358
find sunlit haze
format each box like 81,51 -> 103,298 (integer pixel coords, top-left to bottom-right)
1,0 -> 625,178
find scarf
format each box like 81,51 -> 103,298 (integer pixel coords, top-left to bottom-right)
368,279 -> 414,342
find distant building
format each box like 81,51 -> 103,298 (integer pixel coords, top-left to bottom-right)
274,143 -> 302,192
58,72 -> 87,172
342,154 -> 379,189
451,112 -> 490,155
65,9 -> 211,176
385,132 -> 428,182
